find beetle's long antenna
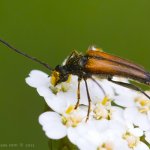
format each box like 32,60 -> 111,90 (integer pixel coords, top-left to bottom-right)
0,38 -> 53,71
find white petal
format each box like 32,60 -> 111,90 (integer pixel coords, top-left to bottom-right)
37,86 -> 77,113
134,113 -> 150,131
114,94 -> 136,107
114,139 -> 130,150
108,120 -> 126,135
68,120 -> 130,150
97,80 -> 115,98
145,131 -> 150,144
93,120 -> 110,132
40,77 -> 114,113
134,142 -> 149,150
68,122 -> 100,150
124,107 -> 150,131
39,112 -> 67,139
67,127 -> 79,146
36,86 -> 69,113
77,138 -> 96,150
108,77 -> 137,97
25,70 -> 50,88
111,106 -> 125,123
37,86 -> 52,98
112,77 -> 129,83
124,107 -> 138,123
129,128 -> 143,137
26,71 -> 115,113
147,111 -> 150,120
79,79 -> 108,105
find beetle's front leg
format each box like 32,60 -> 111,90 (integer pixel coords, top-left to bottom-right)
84,78 -> 92,122
74,77 -> 81,109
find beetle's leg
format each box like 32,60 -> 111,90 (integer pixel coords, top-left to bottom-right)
108,77 -> 150,99
74,78 -> 81,109
84,78 -> 92,122
90,77 -> 106,97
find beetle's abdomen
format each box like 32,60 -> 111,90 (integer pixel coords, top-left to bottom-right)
85,50 -> 150,85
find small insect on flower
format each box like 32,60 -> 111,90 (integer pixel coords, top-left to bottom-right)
1,38 -> 150,121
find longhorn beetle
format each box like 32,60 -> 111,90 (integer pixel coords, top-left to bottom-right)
1,38 -> 150,121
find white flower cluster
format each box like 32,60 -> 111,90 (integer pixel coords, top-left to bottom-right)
26,70 -> 150,150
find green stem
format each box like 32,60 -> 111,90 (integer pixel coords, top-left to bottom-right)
48,137 -> 78,150
48,140 -> 52,150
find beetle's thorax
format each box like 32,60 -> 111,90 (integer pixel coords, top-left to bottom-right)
52,52 -> 90,86
65,54 -> 88,76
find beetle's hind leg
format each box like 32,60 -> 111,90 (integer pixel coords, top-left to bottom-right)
74,78 -> 81,109
108,77 -> 150,99
84,78 -> 92,122
90,77 -> 106,97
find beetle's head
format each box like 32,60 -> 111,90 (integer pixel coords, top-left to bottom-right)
51,65 -> 71,86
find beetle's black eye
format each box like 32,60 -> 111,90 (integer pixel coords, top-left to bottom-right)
55,65 -> 61,71
55,65 -> 68,75
53,65 -> 69,85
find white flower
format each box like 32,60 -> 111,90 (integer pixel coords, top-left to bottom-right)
25,70 -> 114,113
92,97 -> 124,124
121,122 -> 147,150
106,76 -> 137,97
39,105 -> 87,139
68,120 -> 149,150
145,130 -> 150,144
68,120 -> 128,150
115,91 -> 150,131
25,70 -> 150,149
39,111 -> 67,139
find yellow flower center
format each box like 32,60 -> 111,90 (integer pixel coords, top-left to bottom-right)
135,98 -> 150,114
122,132 -> 139,148
51,71 -> 60,86
65,105 -> 74,114
50,72 -> 72,94
66,74 -> 72,83
62,105 -> 83,127
93,97 -> 112,120
51,71 -> 72,86
97,142 -> 113,150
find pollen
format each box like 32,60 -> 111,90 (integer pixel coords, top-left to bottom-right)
65,105 -> 74,114
135,98 -> 150,106
122,132 -> 139,148
50,71 -> 60,86
61,115 -> 82,128
62,106 -> 83,127
93,99 -> 112,120
101,96 -> 109,105
135,97 -> 150,114
98,142 -> 113,150
66,74 -> 72,83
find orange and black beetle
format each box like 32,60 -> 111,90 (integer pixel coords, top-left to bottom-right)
1,38 -> 150,120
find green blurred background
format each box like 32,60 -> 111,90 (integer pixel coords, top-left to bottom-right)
0,0 -> 150,149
